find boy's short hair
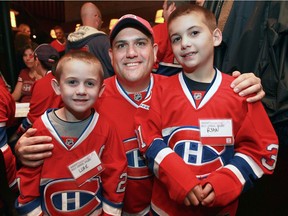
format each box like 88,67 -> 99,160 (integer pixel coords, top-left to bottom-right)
55,50 -> 104,84
167,4 -> 217,32
167,0 -> 194,8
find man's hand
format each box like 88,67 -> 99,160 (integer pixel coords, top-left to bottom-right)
15,128 -> 54,167
231,71 -> 265,103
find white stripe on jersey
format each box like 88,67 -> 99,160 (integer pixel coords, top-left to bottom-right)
41,110 -> 99,150
153,147 -> 174,178
178,69 -> 222,109
225,164 -> 246,185
115,74 -> 154,108
235,152 -> 264,178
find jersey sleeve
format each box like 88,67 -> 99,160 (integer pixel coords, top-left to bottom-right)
16,119 -> 44,215
202,101 -> 278,206
0,87 -> 17,192
100,121 -> 127,215
135,86 -> 200,203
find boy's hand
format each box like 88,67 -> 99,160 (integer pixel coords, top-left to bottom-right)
184,184 -> 203,206
231,71 -> 265,103
15,128 -> 54,167
201,183 -> 215,207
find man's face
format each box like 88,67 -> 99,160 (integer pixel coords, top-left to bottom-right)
109,27 -> 158,92
55,28 -> 65,41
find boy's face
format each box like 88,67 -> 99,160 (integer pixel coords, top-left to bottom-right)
168,12 -> 221,73
53,59 -> 104,119
109,27 -> 158,91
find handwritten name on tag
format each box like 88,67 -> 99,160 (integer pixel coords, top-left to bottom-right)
68,151 -> 103,185
199,119 -> 234,145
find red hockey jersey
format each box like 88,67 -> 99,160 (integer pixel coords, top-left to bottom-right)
0,85 -> 16,208
95,74 -> 166,215
16,109 -> 127,215
135,70 -> 278,215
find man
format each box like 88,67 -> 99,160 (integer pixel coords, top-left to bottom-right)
15,14 -> 265,215
50,25 -> 66,57
18,24 -> 31,37
66,2 -> 114,78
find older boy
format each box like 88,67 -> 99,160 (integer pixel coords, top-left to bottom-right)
135,5 -> 278,216
15,51 -> 127,216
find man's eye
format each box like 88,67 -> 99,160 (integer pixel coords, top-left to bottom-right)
136,41 -> 146,46
116,43 -> 125,49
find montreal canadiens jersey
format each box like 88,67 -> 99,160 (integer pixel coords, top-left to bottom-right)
16,109 -> 127,216
0,85 -> 17,208
95,74 -> 166,215
135,70 -> 278,216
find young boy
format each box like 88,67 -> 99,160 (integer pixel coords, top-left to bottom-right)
15,51 -> 127,216
135,4 -> 278,216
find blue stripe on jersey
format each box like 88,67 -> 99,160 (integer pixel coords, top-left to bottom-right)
102,196 -> 123,209
21,117 -> 32,131
146,139 -> 168,172
0,127 -> 7,148
229,155 -> 258,192
15,198 -> 41,215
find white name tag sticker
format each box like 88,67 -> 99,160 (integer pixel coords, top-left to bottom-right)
68,151 -> 103,186
199,119 -> 234,145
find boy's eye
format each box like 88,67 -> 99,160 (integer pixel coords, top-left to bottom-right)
86,81 -> 95,87
191,30 -> 199,36
67,80 -> 78,85
171,36 -> 181,44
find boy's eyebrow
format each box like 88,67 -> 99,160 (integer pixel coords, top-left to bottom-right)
170,25 -> 200,37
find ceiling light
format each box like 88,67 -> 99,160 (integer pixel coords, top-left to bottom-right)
155,9 -> 164,23
109,19 -> 119,30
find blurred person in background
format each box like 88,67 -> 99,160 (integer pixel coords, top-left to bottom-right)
66,2 -> 114,78
50,25 -> 67,57
12,44 -> 42,103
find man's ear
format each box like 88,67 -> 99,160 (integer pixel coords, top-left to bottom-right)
153,43 -> 159,64
213,28 -> 222,47
51,78 -> 61,95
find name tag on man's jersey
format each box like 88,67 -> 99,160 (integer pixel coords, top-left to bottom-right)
68,151 -> 103,186
199,119 -> 234,146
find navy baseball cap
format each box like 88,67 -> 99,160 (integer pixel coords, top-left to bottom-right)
34,44 -> 59,65
110,14 -> 154,43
